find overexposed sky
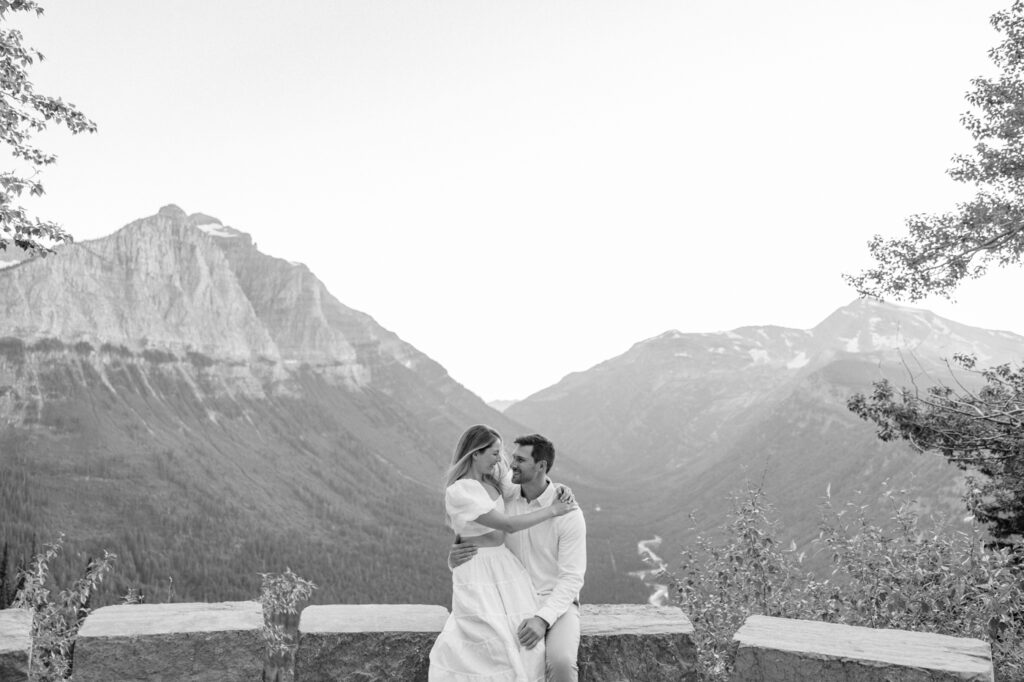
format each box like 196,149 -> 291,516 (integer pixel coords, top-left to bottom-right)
10,0 -> 1023,401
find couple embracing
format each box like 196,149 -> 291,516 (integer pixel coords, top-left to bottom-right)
429,425 -> 586,682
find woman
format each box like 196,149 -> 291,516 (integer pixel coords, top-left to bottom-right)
429,425 -> 576,682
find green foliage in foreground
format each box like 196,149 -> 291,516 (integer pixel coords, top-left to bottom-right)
8,537 -> 318,682
260,568 -> 317,682
11,536 -> 115,681
660,486 -> 1024,681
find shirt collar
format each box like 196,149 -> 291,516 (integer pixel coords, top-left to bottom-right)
520,477 -> 556,505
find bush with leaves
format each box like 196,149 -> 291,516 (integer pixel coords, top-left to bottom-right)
659,485 -> 1024,680
258,568 -> 316,682
849,353 -> 1024,545
11,535 -> 116,681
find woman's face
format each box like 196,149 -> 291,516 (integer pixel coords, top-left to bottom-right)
475,439 -> 502,473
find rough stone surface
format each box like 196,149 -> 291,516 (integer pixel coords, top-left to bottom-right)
579,604 -> 698,682
0,609 -> 31,682
732,615 -> 994,682
296,604 -> 448,682
74,601 -> 263,682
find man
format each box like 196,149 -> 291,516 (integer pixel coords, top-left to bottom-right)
449,433 -> 586,682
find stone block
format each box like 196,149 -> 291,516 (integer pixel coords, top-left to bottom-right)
579,603 -> 698,682
732,615 -> 994,682
0,609 -> 31,682
295,604 -> 448,682
74,601 -> 264,682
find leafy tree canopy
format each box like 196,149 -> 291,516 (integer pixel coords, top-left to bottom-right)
845,1 -> 1024,300
846,2 -> 1024,547
849,354 -> 1024,543
0,0 -> 94,256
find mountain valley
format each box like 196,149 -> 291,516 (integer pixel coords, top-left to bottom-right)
2,206 -> 1020,608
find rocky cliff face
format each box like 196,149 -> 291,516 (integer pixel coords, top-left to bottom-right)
0,206 -> 277,361
0,204 -> 450,383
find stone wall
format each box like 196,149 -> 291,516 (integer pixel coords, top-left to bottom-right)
732,615 -> 994,682
0,604 -> 997,681
0,610 -> 30,682
75,602 -> 263,682
292,603 -> 698,682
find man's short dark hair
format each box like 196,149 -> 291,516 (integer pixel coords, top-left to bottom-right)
514,434 -> 555,474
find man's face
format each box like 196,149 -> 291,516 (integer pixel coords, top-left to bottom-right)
510,444 -> 544,485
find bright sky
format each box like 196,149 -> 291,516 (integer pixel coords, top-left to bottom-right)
10,0 -> 1023,401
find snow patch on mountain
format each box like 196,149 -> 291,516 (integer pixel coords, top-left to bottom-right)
748,349 -> 770,364
196,223 -> 241,239
787,352 -> 810,369
870,332 -> 906,350
0,260 -> 18,270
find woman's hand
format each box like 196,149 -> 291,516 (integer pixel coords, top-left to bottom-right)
550,498 -> 579,517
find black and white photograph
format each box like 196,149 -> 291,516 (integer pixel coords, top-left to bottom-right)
1,1 -> 1022,680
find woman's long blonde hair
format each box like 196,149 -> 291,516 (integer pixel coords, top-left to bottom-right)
444,424 -> 503,529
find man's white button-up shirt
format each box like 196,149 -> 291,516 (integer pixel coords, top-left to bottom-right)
503,478 -> 587,627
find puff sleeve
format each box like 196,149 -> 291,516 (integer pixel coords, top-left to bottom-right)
446,479 -> 499,531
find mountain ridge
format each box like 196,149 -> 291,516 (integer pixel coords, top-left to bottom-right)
507,297 -> 1022,593
4,206 -> 1020,607
523,298 -> 1023,408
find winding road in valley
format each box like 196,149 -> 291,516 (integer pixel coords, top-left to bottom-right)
629,535 -> 669,606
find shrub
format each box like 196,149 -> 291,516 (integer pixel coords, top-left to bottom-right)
29,339 -> 65,353
659,485 -> 1024,680
71,341 -> 94,355
141,348 -> 177,364
12,536 -> 116,681
0,337 -> 25,362
98,343 -> 132,358
258,568 -> 316,682
186,351 -> 215,369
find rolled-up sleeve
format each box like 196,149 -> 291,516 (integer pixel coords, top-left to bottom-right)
535,510 -> 586,627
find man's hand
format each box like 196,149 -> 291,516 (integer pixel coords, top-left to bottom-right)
447,537 -> 478,570
517,616 -> 547,649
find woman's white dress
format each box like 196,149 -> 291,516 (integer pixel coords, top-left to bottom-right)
428,479 -> 545,682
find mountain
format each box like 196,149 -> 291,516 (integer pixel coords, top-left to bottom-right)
508,299 -> 1024,583
8,211 -> 1015,610
0,247 -> 29,272
0,206 -> 645,606
487,400 -> 519,413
